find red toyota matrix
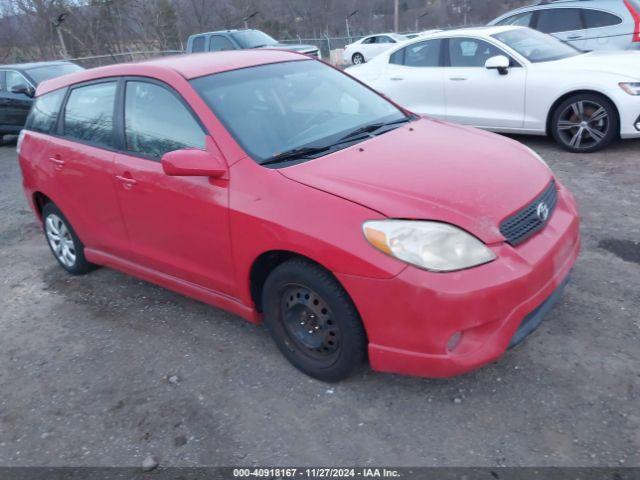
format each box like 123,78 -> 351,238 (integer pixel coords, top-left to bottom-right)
18,51 -> 580,382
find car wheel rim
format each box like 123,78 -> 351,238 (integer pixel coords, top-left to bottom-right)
280,284 -> 341,364
353,55 -> 363,64
557,100 -> 609,150
45,213 -> 76,267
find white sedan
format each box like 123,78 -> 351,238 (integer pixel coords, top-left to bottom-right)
343,33 -> 408,65
347,26 -> 640,152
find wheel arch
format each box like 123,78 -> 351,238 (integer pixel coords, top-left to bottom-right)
32,191 -> 53,220
546,89 -> 621,136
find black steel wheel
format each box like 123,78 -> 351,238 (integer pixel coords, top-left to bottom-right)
262,258 -> 367,382
551,93 -> 618,153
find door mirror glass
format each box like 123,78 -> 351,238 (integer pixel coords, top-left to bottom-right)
161,148 -> 227,178
485,55 -> 510,74
11,84 -> 34,97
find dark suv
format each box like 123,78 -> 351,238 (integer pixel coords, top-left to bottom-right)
0,61 -> 83,144
186,29 -> 320,58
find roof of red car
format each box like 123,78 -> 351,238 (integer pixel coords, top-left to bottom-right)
38,49 -> 306,95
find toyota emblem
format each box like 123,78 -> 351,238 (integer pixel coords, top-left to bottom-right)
536,202 -> 550,222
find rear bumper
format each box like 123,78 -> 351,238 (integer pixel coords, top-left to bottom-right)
337,182 -> 580,378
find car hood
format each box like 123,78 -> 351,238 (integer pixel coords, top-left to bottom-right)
552,51 -> 640,79
279,118 -> 553,244
261,43 -> 317,53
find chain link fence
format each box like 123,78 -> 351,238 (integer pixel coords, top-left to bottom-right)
67,50 -> 185,69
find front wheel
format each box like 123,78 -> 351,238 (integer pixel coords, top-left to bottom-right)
262,259 -> 367,382
550,93 -> 618,153
43,203 -> 96,275
352,53 -> 365,65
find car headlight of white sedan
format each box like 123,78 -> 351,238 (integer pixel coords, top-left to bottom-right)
619,82 -> 640,95
363,220 -> 496,272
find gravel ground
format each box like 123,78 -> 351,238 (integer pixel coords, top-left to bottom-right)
0,134 -> 638,467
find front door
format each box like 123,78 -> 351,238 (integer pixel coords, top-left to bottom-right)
2,71 -> 33,131
444,37 -> 526,129
112,79 -> 235,295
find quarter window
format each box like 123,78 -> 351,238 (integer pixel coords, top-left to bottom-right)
582,9 -> 622,28
448,38 -> 505,68
124,81 -> 205,160
210,35 -> 235,51
537,8 -> 584,33
27,89 -> 66,134
63,82 -> 116,147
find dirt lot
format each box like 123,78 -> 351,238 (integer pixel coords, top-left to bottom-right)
0,134 -> 638,467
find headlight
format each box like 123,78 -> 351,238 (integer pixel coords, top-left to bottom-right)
363,220 -> 496,272
619,82 -> 640,95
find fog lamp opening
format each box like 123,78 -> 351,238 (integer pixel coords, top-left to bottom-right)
446,331 -> 463,353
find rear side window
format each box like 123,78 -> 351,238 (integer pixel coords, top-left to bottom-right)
124,81 -> 206,160
390,40 -> 442,67
26,89 -> 66,134
191,36 -> 205,52
582,9 -> 622,28
537,8 -> 584,33
63,82 -> 117,147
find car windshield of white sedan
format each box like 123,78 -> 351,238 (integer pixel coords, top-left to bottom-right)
493,28 -> 582,63
191,60 -> 409,166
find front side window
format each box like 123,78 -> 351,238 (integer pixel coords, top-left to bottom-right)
493,28 -> 582,62
26,89 -> 66,134
448,38 -> 504,67
537,8 -> 584,33
6,71 -> 30,91
191,60 -> 406,164
191,36 -> 205,52
26,64 -> 82,85
63,82 -> 116,147
124,81 -> 205,160
390,40 -> 442,67
210,35 -> 235,51
497,12 -> 534,27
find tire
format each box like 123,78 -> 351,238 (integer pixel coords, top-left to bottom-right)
352,53 -> 365,65
550,93 -> 618,153
42,203 -> 96,275
262,258 -> 367,382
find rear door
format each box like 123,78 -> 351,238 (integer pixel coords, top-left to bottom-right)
443,37 -> 526,128
533,7 -> 588,49
48,80 -> 130,257
112,78 -> 235,295
377,39 -> 446,119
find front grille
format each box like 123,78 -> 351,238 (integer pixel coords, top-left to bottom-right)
500,181 -> 558,246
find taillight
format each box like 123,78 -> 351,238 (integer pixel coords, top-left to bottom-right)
624,0 -> 640,42
16,130 -> 26,155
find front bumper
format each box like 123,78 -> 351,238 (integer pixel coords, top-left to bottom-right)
618,91 -> 640,138
337,182 -> 580,378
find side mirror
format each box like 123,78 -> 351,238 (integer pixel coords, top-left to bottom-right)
161,149 -> 227,178
485,55 -> 510,75
11,84 -> 35,97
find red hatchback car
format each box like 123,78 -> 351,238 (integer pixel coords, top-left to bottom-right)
18,50 -> 580,382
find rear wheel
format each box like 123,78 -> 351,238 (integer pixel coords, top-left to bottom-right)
42,203 -> 96,275
352,53 -> 365,65
550,93 -> 618,153
262,259 -> 367,382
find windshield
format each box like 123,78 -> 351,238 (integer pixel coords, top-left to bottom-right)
231,30 -> 278,48
191,60 -> 407,166
26,63 -> 83,84
492,28 -> 582,63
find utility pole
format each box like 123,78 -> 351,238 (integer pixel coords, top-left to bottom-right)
394,0 -> 400,32
345,10 -> 358,43
242,11 -> 259,29
52,13 -> 69,58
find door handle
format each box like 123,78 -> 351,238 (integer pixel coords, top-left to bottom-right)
48,156 -> 65,170
389,77 -> 404,81
449,77 -> 467,81
115,174 -> 137,190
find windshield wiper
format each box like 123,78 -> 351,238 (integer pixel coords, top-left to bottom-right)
260,146 -> 331,166
337,117 -> 411,143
